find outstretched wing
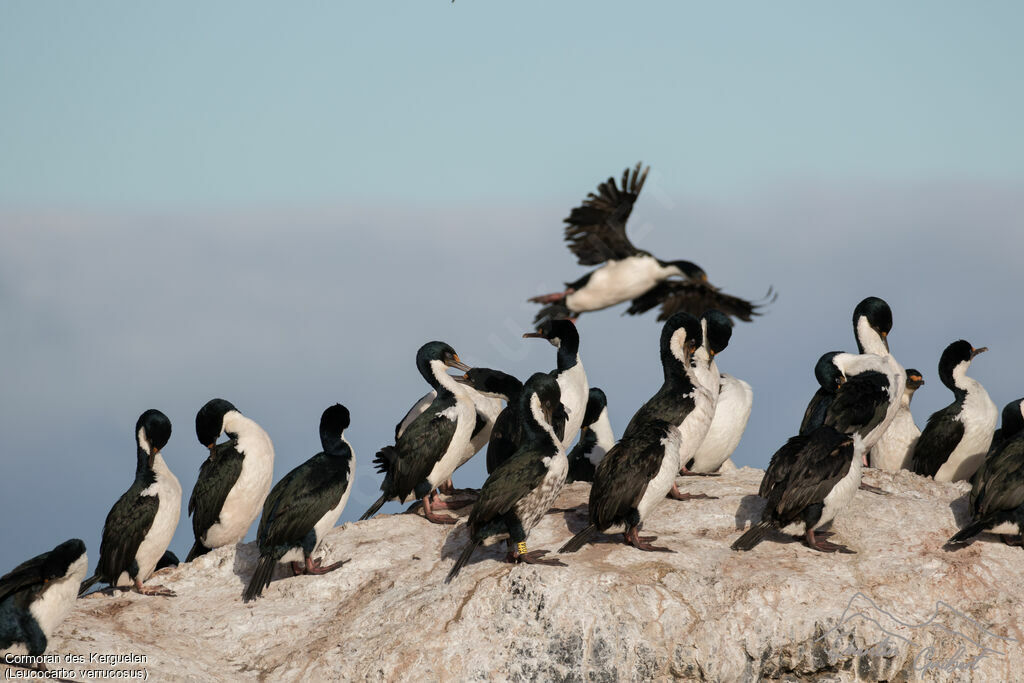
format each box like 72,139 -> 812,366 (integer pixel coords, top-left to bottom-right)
626,281 -> 773,323
563,162 -> 647,265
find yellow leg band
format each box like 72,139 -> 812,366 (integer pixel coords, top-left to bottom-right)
516,541 -> 528,555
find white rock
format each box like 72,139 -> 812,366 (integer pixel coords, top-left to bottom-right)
18,469 -> 1024,681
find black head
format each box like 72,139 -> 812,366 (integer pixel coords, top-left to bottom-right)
136,409 -> 172,454
1000,399 -> 1024,439
319,403 -> 351,448
938,340 -> 986,389
523,319 -> 579,350
666,259 -> 707,282
814,351 -> 845,392
581,387 -> 608,428
456,368 -> 523,401
701,310 -> 733,356
42,539 -> 87,579
195,398 -> 237,448
521,372 -> 566,441
660,312 -> 702,370
852,296 -> 893,352
416,341 -> 471,383
905,369 -> 925,393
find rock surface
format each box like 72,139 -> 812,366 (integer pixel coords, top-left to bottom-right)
7,467 -> 1024,681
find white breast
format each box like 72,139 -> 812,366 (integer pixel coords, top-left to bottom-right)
117,454 -> 181,586
691,374 -> 752,473
817,441 -> 864,529
202,413 -> 275,549
565,256 -> 665,312
467,392 -> 503,454
934,382 -> 998,482
584,408 -> 616,466
675,380 -> 716,471
513,452 -> 568,536
426,395 -> 479,488
636,427 -> 684,523
861,354 -> 906,451
556,361 -> 590,451
868,394 -> 919,471
27,553 -> 88,641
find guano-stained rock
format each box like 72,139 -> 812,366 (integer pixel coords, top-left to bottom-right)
8,467 -> 1024,681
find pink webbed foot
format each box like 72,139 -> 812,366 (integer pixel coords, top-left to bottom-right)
528,288 -> 574,304
804,528 -> 855,554
625,527 -> 672,552
667,483 -> 716,501
304,555 -> 346,575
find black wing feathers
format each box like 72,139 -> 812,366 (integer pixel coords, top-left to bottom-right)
563,162 -> 647,265
761,427 -> 853,525
258,453 -> 350,554
469,452 -> 548,533
799,389 -> 834,435
825,370 -> 890,436
588,431 -> 665,530
910,404 -> 966,477
627,282 -> 773,323
759,433 -> 813,498
97,485 -> 160,583
384,399 -> 459,499
970,438 -> 1024,516
189,441 -> 245,538
0,551 -> 56,604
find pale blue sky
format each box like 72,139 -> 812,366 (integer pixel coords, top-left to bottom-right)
3,2 -> 1022,207
2,3 -> 1023,568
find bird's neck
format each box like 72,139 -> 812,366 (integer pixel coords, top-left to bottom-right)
134,445 -> 153,478
321,433 -> 352,459
854,317 -> 889,356
221,411 -> 261,442
945,362 -> 975,399
556,346 -> 579,372
524,394 -> 560,452
429,360 -> 465,399
590,410 -> 615,449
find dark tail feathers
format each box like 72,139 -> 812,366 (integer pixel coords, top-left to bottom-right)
731,520 -> 774,551
359,494 -> 389,522
186,541 -> 210,563
558,524 -> 597,554
243,554 -> 277,603
445,539 -> 481,584
946,519 -> 989,547
373,446 -> 399,476
78,574 -> 100,596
